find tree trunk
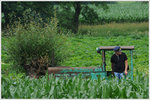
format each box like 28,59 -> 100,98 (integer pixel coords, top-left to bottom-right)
72,2 -> 81,34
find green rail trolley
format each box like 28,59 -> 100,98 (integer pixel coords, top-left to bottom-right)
48,46 -> 134,80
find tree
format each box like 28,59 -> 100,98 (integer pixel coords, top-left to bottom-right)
2,2 -> 109,33
56,2 -> 108,33
72,2 -> 81,33
2,2 -> 54,29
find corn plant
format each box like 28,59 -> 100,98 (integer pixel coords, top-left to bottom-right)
1,72 -> 149,99
80,2 -> 148,24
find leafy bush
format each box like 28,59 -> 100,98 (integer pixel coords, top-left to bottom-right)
80,6 -> 99,25
7,16 -> 70,77
1,71 -> 149,99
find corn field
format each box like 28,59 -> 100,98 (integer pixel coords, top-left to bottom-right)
1,72 -> 149,99
82,2 -> 148,24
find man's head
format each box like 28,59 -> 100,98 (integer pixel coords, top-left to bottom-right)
114,46 -> 122,55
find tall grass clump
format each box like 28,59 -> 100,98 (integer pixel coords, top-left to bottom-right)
78,22 -> 148,37
7,14 -> 70,77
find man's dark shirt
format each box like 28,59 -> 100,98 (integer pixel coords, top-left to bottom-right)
111,52 -> 128,73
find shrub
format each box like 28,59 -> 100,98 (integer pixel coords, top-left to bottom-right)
7,16 -> 70,77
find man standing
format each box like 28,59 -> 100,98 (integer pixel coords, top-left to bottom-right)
111,46 -> 128,80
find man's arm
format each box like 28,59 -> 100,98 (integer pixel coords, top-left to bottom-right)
124,60 -> 128,75
111,63 -> 114,75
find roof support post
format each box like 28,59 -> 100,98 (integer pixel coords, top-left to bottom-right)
102,50 -> 106,71
130,50 -> 133,80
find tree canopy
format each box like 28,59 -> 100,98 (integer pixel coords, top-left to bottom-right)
2,1 -> 109,33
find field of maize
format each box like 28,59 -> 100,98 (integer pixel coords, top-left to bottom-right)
1,72 -> 149,99
80,2 -> 148,24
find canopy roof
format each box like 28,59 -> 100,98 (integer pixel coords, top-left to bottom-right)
99,46 -> 134,50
